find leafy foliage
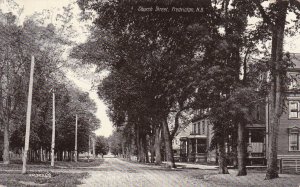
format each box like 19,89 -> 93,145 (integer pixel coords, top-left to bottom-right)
0,7 -> 100,162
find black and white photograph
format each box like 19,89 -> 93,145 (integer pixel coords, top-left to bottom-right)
0,0 -> 300,186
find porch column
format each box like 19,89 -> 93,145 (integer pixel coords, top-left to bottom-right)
265,97 -> 269,156
187,139 -> 190,161
186,140 -> 188,155
263,134 -> 266,157
249,130 -> 251,144
248,130 -> 252,159
179,141 -> 182,156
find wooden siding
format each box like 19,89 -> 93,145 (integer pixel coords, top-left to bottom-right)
280,158 -> 300,174
277,99 -> 300,156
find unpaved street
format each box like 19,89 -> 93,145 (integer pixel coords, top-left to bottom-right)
79,157 -> 219,187
79,157 -> 300,187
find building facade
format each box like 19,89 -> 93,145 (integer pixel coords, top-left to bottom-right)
174,54 -> 300,166
181,118 -> 216,163
174,113 -> 266,165
172,117 -> 216,163
268,53 -> 300,161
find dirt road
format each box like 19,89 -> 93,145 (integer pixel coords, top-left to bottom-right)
79,157 -> 219,187
79,157 -> 300,187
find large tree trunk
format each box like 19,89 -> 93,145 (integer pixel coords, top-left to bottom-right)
237,121 -> 247,176
266,86 -> 280,179
1,61 -> 10,165
139,135 -> 146,162
3,117 -> 10,164
150,133 -> 155,163
136,124 -> 142,162
154,126 -> 162,165
265,1 -> 288,180
68,151 -> 71,161
232,144 -> 238,169
136,123 -> 147,163
143,135 -> 149,163
40,147 -> 43,162
162,120 -> 175,168
126,144 -> 131,161
135,124 -> 139,161
231,129 -> 238,169
170,110 -> 181,141
218,140 -> 229,174
122,141 -> 125,158
0,75 -> 4,163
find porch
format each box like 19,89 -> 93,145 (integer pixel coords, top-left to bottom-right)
246,127 -> 266,165
179,136 -> 208,163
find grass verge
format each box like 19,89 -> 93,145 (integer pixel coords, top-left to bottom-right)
0,171 -> 89,187
55,158 -> 104,168
0,158 -> 104,186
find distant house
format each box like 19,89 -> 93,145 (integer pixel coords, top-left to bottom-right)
174,107 -> 266,165
173,54 -> 300,170
173,116 -> 216,164
246,101 -> 266,165
172,83 -> 267,165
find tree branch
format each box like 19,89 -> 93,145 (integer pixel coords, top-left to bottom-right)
169,101 -> 195,140
254,0 -> 274,28
170,110 -> 181,141
243,46 -> 252,83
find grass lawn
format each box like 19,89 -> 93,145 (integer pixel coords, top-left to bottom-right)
0,158 -> 104,186
55,158 -> 104,168
0,171 -> 88,187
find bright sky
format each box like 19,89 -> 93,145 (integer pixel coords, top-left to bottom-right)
65,69 -> 113,137
0,0 -> 114,137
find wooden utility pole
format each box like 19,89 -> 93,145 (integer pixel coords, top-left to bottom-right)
22,55 -> 35,174
75,114 -> 78,162
93,137 -> 96,159
51,91 -> 55,167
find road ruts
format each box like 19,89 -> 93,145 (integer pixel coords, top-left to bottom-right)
78,157 -> 221,187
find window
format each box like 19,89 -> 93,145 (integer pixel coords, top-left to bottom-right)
251,130 -> 264,143
193,123 -> 197,134
289,101 -> 300,119
197,139 -> 207,153
191,139 -> 196,153
192,121 -> 207,135
180,140 -> 187,154
288,72 -> 300,89
289,133 -> 300,151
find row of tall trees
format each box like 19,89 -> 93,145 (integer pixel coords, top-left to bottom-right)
95,135 -> 109,156
74,0 -> 299,179
0,4 -> 100,164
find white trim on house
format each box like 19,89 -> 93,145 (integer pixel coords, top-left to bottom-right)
288,126 -> 300,151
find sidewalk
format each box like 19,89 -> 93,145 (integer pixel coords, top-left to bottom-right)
172,161 -> 266,170
111,158 -> 300,186
112,159 -> 300,187
203,170 -> 300,187
172,162 -> 218,170
171,162 -> 300,187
